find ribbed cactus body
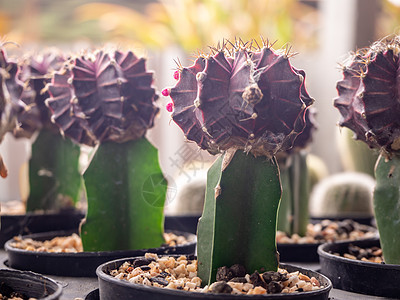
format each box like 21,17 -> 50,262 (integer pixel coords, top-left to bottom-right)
168,43 -> 313,157
46,50 -> 159,145
0,46 -> 24,178
0,47 -> 24,142
334,42 -> 400,154
15,51 -> 64,138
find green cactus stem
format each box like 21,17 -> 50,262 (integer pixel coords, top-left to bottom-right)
197,149 -> 281,285
374,153 -> 400,264
81,137 -> 167,251
27,129 -> 82,211
277,151 -> 309,236
277,161 -> 292,235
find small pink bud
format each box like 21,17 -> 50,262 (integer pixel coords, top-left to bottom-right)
166,102 -> 174,112
162,88 -> 170,97
173,70 -> 180,80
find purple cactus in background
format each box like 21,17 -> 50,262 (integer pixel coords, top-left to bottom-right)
334,38 -> 400,156
15,50 -> 65,138
46,50 -> 159,146
0,44 -> 25,178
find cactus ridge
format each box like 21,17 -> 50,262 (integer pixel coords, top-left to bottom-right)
167,39 -> 313,157
46,50 -> 159,145
0,45 -> 25,142
15,51 -> 65,138
334,37 -> 400,155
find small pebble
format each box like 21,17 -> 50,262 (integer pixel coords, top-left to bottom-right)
211,281 -> 233,294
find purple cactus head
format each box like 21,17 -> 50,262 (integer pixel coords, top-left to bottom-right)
163,39 -> 314,157
334,36 -> 400,156
45,49 -> 159,146
0,45 -> 25,142
14,50 -> 65,138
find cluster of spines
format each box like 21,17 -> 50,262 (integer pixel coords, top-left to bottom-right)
45,49 -> 159,146
163,38 -> 313,157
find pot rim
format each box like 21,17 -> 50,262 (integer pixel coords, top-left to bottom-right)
317,238 -> 400,270
0,268 -> 63,300
96,256 -> 332,299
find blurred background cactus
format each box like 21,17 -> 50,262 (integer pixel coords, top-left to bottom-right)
334,35 -> 400,264
0,43 -> 25,179
11,50 -> 84,212
277,107 -> 317,237
46,48 -> 166,251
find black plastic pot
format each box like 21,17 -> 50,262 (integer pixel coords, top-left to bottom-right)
310,215 -> 375,227
5,229 -> 196,277
85,289 -> 100,300
0,269 -> 62,299
164,215 -> 200,234
277,243 -> 320,262
96,256 -> 332,300
277,220 -> 377,263
0,209 -> 85,248
318,238 -> 400,298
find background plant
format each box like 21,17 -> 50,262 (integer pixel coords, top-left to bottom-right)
46,49 -> 166,251
334,35 -> 400,264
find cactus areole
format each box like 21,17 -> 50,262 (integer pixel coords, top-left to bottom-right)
334,36 -> 400,264
164,39 -> 314,284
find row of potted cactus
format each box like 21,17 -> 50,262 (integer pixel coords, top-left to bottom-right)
0,34 -> 399,299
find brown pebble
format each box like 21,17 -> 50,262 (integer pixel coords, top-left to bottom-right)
267,281 -> 283,293
249,271 -> 266,288
262,271 -> 282,283
216,266 -> 234,282
230,264 -> 246,277
212,282 -> 233,294
229,277 -> 247,283
133,258 -> 154,268
150,276 -> 169,286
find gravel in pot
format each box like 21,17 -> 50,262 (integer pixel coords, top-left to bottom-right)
5,230 -> 196,277
318,238 -> 400,298
96,254 -> 332,300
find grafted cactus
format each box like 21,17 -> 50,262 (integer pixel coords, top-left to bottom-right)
0,44 -> 25,178
46,49 -> 166,251
10,51 -> 82,212
334,36 -> 400,264
164,39 -> 313,285
277,107 -> 317,237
